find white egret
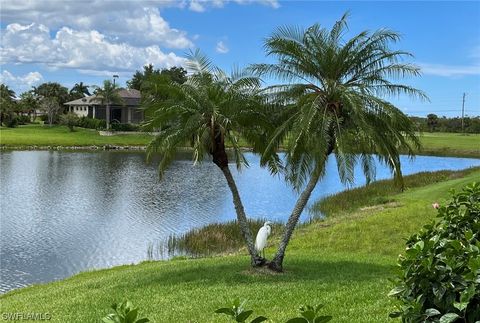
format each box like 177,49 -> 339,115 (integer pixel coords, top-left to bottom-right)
255,221 -> 273,258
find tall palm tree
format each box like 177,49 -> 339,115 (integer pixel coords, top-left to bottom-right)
94,80 -> 123,130
252,13 -> 427,272
142,50 -> 270,266
70,82 -> 91,99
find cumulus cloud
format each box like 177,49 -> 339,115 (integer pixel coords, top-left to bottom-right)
215,41 -> 229,54
0,1 -> 193,49
0,23 -> 186,74
0,70 -> 44,94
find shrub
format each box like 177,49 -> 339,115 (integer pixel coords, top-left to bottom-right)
17,115 -> 31,125
77,116 -> 106,130
4,115 -> 18,128
102,300 -> 149,323
111,123 -> 140,132
215,300 -> 332,323
60,113 -> 79,132
389,182 -> 480,322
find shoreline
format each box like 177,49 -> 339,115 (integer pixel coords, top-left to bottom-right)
1,144 -> 478,159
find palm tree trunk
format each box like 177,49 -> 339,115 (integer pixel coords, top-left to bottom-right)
268,162 -> 324,272
106,104 -> 110,130
220,166 -> 265,267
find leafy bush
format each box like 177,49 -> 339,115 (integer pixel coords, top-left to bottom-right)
4,115 -> 18,128
111,123 -> 140,132
17,115 -> 31,125
390,182 -> 480,322
77,116 -> 106,130
286,305 -> 332,323
60,113 -> 79,132
215,299 -> 267,323
215,299 -> 332,323
102,300 -> 149,323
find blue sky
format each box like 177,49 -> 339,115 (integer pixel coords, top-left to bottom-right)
1,0 -> 479,117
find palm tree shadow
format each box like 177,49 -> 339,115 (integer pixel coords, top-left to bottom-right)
128,257 -> 394,289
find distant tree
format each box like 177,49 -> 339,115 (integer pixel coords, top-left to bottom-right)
127,64 -> 187,90
160,66 -> 187,84
40,97 -> 62,126
93,80 -> 124,130
19,91 -> 39,121
33,82 -> 69,106
69,82 -> 91,100
0,84 -> 17,127
426,113 -> 438,132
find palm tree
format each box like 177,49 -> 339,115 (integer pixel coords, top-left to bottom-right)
142,50 -> 270,266
94,80 -> 123,130
252,13 -> 427,272
70,82 -> 91,99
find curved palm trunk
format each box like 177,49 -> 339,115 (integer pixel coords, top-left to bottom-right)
220,166 -> 265,267
268,162 -> 324,272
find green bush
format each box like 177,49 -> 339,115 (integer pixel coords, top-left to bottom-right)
4,115 -> 18,128
17,115 -> 31,125
111,123 -> 140,132
77,116 -> 106,130
59,113 -> 79,132
390,182 -> 480,322
102,300 -> 149,323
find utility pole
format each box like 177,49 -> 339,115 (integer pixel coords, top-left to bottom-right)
461,93 -> 466,135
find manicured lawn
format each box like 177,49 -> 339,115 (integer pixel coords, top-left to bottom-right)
0,124 -> 152,147
1,125 -> 478,158
416,132 -> 480,157
1,168 -> 478,322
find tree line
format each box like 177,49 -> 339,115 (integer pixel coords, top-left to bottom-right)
410,114 -> 480,133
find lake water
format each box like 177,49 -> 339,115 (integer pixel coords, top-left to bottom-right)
1,150 -> 479,293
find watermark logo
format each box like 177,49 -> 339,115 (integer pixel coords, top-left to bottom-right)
2,312 -> 51,321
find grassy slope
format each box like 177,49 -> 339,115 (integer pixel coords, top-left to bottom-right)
1,169 -> 479,322
1,125 -> 479,157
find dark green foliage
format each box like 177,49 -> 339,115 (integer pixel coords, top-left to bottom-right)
111,123 -> 140,132
286,304 -> 332,323
60,113 -> 79,132
215,299 -> 268,323
77,116 -> 106,130
390,182 -> 480,322
16,115 -> 31,125
102,300 -> 149,323
4,115 -> 19,128
127,64 -> 187,90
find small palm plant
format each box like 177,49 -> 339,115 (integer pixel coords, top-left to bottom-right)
252,12 -> 428,271
142,50 -> 272,266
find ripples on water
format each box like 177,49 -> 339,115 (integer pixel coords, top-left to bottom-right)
1,150 -> 479,293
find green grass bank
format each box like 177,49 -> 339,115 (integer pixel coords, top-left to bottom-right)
1,124 -> 479,157
1,168 -> 479,322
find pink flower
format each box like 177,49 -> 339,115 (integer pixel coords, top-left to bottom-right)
432,203 -> 440,209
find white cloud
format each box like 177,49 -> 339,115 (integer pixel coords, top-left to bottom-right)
0,1 -> 193,49
189,0 -> 206,12
0,23 -> 186,74
215,41 -> 229,54
0,70 -> 44,94
419,63 -> 480,77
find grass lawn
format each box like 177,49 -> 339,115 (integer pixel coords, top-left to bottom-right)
1,124 -> 479,157
415,132 -> 480,158
0,124 -> 152,147
1,168 -> 479,322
